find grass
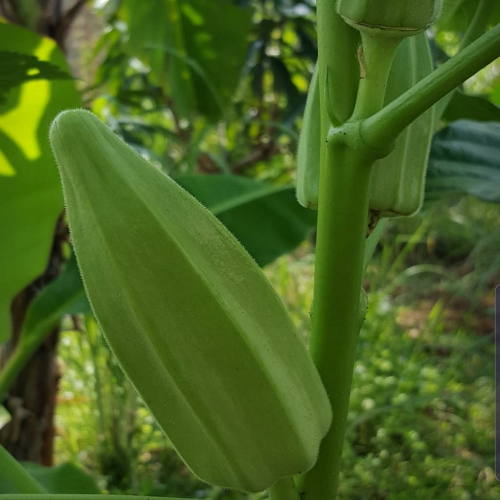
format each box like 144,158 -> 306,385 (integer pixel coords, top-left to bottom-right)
55,194 -> 498,499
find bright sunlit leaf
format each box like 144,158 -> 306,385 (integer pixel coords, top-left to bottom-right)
0,23 -> 80,341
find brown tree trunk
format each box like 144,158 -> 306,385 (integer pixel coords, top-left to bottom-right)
0,219 -> 66,465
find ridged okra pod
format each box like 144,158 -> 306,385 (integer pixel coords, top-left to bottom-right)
296,34 -> 434,217
369,33 -> 434,217
296,65 -> 321,210
49,110 -> 332,493
337,0 -> 442,38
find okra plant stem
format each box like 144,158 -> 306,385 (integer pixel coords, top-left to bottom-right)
299,127 -> 376,500
300,18 -> 500,500
351,33 -> 401,120
298,22 -> 402,499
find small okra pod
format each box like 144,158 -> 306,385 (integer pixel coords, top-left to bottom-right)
369,33 -> 434,217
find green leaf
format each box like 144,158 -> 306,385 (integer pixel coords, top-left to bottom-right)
121,0 -> 195,117
268,56 -> 303,121
20,253 -> 90,346
364,219 -> 388,272
0,462 -> 98,495
175,175 -> 317,266
0,254 -> 89,400
121,0 -> 252,120
21,463 -> 99,494
0,496 -> 186,500
0,445 -> 45,494
492,84 -> 500,106
442,90 -> 500,122
0,405 -> 10,430
426,120 -> 500,202
183,0 -> 252,118
0,253 -> 90,398
0,51 -> 72,105
438,0 -> 472,30
437,0 -> 500,31
0,23 -> 81,342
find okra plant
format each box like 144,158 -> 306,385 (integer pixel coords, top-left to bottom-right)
1,1 -> 500,500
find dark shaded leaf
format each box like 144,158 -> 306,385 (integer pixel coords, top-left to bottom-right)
437,0 -> 500,32
428,36 -> 449,68
121,0 -> 253,120
296,24 -> 318,60
442,91 -> 500,122
121,0 -> 196,117
20,253 -> 90,346
426,120 -> 500,202
364,219 -> 388,272
0,51 -> 72,104
21,463 -> 99,494
180,0 -> 253,119
268,56 -> 304,121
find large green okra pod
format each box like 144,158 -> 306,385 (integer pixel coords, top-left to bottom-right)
50,110 -> 332,493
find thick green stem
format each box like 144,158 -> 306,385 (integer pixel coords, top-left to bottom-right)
298,127 -> 375,500
297,22 -> 400,500
268,476 -> 300,500
0,445 -> 46,493
351,33 -> 401,120
297,14 -> 500,500
362,23 -> 500,148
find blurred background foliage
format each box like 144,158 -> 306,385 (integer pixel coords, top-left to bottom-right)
0,0 -> 499,498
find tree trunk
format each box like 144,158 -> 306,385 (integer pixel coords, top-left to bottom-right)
0,219 -> 66,465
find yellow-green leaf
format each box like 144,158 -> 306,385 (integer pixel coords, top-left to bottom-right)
0,23 -> 80,341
